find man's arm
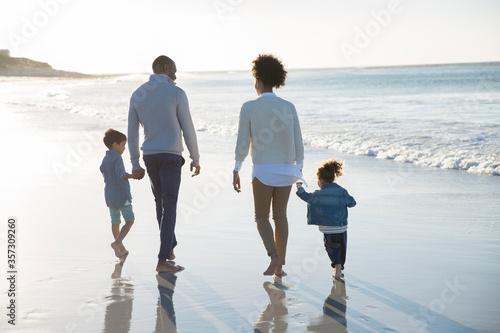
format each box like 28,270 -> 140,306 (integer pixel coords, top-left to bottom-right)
127,99 -> 143,171
177,90 -> 200,169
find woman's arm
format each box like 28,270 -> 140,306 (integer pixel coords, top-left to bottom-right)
233,105 -> 250,193
235,105 -> 251,162
292,105 -> 304,163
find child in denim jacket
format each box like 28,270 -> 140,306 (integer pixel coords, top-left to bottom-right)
296,158 -> 356,279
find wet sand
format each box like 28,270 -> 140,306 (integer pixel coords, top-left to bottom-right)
1,100 -> 499,332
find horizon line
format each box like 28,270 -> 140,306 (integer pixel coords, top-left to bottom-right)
95,60 -> 500,77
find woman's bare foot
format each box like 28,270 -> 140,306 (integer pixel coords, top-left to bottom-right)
334,264 -> 342,279
121,250 -> 129,261
111,242 -> 123,260
156,261 -> 183,273
274,263 -> 287,277
263,254 -> 281,276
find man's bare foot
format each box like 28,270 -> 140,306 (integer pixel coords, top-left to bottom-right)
263,255 -> 281,276
156,261 -> 183,273
169,250 -> 175,261
334,264 -> 342,279
111,242 -> 123,260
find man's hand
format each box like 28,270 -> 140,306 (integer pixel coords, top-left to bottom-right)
233,171 -> 241,193
190,163 -> 201,177
132,168 -> 145,180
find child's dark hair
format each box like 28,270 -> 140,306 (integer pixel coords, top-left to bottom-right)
317,158 -> 344,183
252,54 -> 288,89
103,128 -> 126,149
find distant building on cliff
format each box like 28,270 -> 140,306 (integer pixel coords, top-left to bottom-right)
0,49 -> 10,57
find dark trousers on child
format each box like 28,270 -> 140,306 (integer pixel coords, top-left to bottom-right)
143,153 -> 185,259
323,232 -> 347,269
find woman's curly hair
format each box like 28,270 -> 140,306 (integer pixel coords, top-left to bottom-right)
317,158 -> 344,183
252,54 -> 287,89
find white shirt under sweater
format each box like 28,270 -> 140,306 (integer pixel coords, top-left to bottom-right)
319,225 -> 348,234
234,93 -> 305,187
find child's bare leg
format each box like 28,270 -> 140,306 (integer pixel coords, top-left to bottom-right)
263,252 -> 281,276
111,224 -> 122,259
111,221 -> 134,259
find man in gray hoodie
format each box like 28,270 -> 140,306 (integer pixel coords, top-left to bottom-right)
128,55 -> 201,272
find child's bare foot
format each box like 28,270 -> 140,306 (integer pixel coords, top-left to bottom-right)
111,242 -> 123,260
263,255 -> 281,276
334,264 -> 342,279
156,261 -> 183,273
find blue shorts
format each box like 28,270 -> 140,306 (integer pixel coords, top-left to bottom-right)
109,204 -> 135,224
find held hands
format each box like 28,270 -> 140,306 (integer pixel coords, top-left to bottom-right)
132,168 -> 145,180
190,163 -> 201,177
233,171 -> 241,193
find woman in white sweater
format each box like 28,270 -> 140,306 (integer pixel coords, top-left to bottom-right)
233,54 -> 305,276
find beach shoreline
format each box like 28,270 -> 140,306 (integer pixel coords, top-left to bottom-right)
0,68 -> 124,78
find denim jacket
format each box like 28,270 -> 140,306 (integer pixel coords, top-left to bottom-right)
296,182 -> 356,227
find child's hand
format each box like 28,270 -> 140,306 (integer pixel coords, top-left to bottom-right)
132,168 -> 145,180
296,182 -> 303,189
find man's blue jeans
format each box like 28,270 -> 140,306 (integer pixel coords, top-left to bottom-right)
143,153 -> 184,259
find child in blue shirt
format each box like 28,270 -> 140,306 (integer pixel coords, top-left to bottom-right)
296,158 -> 356,279
100,128 -> 137,261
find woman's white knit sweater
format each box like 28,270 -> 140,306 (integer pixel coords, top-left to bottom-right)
235,95 -> 304,165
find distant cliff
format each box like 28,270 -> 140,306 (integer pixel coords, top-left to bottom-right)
0,55 -> 90,77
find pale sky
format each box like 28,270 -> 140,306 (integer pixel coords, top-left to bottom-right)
1,0 -> 499,74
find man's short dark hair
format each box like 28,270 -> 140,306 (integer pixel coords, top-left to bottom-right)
152,55 -> 174,74
252,54 -> 288,89
103,128 -> 126,149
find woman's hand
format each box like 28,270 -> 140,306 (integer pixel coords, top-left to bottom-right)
233,171 -> 241,193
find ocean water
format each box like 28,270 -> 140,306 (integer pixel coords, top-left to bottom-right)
1,62 -> 499,175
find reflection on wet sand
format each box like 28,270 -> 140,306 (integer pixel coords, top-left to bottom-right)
254,277 -> 289,333
103,262 -> 134,333
155,272 -> 178,333
308,278 -> 348,333
254,276 -> 349,333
